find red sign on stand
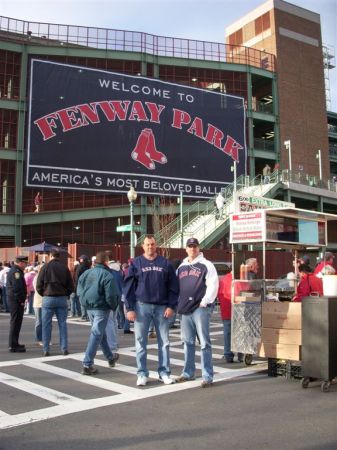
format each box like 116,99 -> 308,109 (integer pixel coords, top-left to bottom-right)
229,211 -> 266,243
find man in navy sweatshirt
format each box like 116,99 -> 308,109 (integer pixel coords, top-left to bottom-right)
124,235 -> 179,386
176,238 -> 219,387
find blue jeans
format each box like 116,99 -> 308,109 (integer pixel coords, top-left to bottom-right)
42,296 -> 68,352
106,309 -> 118,352
70,293 -> 81,316
26,291 -> 34,314
181,306 -> 213,382
1,286 -> 9,312
34,307 -> 42,342
134,302 -> 171,378
223,320 -> 243,362
83,309 -> 113,367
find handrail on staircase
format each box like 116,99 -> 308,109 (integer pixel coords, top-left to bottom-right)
139,171 -> 280,247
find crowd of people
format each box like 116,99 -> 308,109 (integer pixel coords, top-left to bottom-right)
0,236 -> 220,388
0,242 -> 335,387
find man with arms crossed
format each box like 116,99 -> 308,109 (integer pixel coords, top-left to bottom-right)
176,238 -> 219,387
124,235 -> 179,386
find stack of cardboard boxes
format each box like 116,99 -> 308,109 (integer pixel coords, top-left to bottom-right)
257,302 -> 301,361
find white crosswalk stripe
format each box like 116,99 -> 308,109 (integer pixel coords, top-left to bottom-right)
0,322 -> 266,430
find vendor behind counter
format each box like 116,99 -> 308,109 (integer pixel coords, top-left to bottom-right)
292,264 -> 327,302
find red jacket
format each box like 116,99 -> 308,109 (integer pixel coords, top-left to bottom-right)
292,273 -> 323,302
218,273 -> 232,320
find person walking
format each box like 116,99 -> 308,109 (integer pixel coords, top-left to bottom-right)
217,270 -> 243,363
0,263 -> 11,313
78,252 -> 119,375
262,164 -> 271,184
32,265 -> 43,346
36,249 -> 74,356
7,256 -> 28,352
75,255 -> 91,321
176,238 -> 219,387
69,261 -> 82,318
106,259 -> 123,359
215,192 -> 225,219
124,235 -> 179,386
34,192 -> 42,213
24,265 -> 36,314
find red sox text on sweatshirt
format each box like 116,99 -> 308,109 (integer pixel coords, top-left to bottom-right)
123,254 -> 179,311
177,253 -> 219,315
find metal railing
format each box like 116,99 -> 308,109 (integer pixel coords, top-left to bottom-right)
0,15 -> 275,71
144,175 -> 248,247
253,138 -> 275,151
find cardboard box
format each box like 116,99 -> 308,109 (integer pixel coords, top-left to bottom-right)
257,342 -> 301,361
261,327 -> 302,345
262,302 -> 301,329
234,296 -> 261,303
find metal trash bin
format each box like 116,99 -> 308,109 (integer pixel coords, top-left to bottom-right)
301,296 -> 337,392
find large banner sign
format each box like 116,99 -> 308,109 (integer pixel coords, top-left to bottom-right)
27,60 -> 246,198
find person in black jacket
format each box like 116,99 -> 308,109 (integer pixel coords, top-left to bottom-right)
75,255 -> 91,321
36,249 -> 74,356
7,256 -> 28,352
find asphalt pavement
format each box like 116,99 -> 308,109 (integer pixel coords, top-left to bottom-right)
0,311 -> 336,450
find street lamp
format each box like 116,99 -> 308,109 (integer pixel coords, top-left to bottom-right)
231,161 -> 237,212
316,149 -> 322,181
177,191 -> 184,248
284,140 -> 292,172
127,185 -> 137,258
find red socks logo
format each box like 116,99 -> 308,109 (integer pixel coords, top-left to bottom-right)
131,128 -> 167,170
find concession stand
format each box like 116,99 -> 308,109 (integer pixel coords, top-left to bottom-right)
228,208 -> 337,380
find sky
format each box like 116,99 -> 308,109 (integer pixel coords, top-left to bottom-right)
2,0 -> 337,111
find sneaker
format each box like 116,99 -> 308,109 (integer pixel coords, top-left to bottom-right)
136,376 -> 148,386
43,351 -> 50,357
63,350 -> 69,356
176,375 -> 195,383
159,375 -> 175,385
123,330 -> 134,334
201,380 -> 213,388
148,331 -> 156,338
81,366 -> 98,376
108,353 -> 119,367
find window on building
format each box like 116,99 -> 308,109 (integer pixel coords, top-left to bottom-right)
255,12 -> 270,36
0,159 -> 15,214
0,50 -> 21,100
228,29 -> 243,46
0,109 -> 18,149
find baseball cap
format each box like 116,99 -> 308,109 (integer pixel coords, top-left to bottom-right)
186,237 -> 200,247
79,254 -> 89,260
300,255 -> 310,264
16,256 -> 28,263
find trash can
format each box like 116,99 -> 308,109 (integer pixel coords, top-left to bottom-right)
301,296 -> 337,392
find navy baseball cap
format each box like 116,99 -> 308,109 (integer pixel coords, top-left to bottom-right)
300,255 -> 310,264
186,238 -> 200,247
16,256 -> 28,263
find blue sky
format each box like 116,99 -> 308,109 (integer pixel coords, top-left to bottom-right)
2,0 -> 336,111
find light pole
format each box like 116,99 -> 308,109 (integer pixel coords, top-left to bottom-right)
127,185 -> 137,258
178,191 -> 184,248
284,140 -> 292,172
316,149 -> 322,181
231,161 -> 237,212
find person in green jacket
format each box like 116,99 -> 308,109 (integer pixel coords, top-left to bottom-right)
78,251 -> 119,375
